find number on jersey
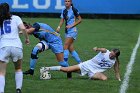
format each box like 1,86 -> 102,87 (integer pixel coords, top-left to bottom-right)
0,20 -> 11,35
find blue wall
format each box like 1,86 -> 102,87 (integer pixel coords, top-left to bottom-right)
0,0 -> 140,14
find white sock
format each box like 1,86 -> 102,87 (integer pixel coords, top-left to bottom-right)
15,71 -> 23,89
0,75 -> 5,93
49,66 -> 61,71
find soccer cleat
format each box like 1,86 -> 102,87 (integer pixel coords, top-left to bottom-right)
23,69 -> 34,75
40,67 -> 50,73
16,89 -> 22,93
67,72 -> 72,79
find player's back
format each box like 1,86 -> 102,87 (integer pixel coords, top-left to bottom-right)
0,15 -> 23,48
92,50 -> 116,68
33,23 -> 61,43
38,23 -> 55,33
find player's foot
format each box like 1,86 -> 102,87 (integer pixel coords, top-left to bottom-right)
67,72 -> 72,79
40,67 -> 50,73
16,89 -> 22,93
23,69 -> 34,75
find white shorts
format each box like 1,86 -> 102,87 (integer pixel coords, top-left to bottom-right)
0,47 -> 23,63
78,59 -> 106,78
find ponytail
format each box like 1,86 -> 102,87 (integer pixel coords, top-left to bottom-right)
71,3 -> 73,7
0,3 -> 11,27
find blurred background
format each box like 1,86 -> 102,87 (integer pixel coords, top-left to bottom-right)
1,0 -> 140,19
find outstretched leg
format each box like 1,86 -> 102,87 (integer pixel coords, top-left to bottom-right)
43,65 -> 80,73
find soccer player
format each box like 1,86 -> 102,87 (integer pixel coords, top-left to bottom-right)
0,3 -> 30,93
42,47 -> 121,81
23,22 -> 69,77
56,0 -> 82,64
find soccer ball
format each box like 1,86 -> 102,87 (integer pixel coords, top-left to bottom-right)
40,68 -> 51,80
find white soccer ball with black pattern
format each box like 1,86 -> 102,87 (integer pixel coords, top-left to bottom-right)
40,68 -> 51,80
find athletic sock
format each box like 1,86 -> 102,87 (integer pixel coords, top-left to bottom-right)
0,75 -> 5,93
30,58 -> 37,70
15,71 -> 23,89
71,50 -> 81,63
59,61 -> 69,67
64,49 -> 69,62
47,66 -> 61,71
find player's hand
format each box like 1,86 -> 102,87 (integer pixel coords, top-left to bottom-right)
66,25 -> 73,29
25,38 -> 30,45
56,26 -> 60,33
118,78 -> 121,81
93,47 -> 97,51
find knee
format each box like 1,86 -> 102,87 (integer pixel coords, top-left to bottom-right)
61,67 -> 70,72
15,69 -> 22,72
101,76 -> 107,81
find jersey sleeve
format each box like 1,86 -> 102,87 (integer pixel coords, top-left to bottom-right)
32,23 -> 40,31
60,9 -> 64,18
72,7 -> 80,17
15,16 -> 23,26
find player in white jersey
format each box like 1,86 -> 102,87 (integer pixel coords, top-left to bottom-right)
0,3 -> 29,93
41,47 -> 121,81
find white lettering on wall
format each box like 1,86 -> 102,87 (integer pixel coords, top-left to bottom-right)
12,0 -> 28,9
33,0 -> 50,9
55,0 -> 65,9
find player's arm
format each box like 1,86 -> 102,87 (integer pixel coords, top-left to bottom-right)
66,15 -> 82,29
26,22 -> 40,34
56,18 -> 64,33
93,47 -> 107,53
18,24 -> 30,44
72,15 -> 82,27
114,57 -> 121,81
26,28 -> 35,34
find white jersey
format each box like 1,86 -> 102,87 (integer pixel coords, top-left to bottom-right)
78,50 -> 116,78
92,50 -> 116,69
0,15 -> 23,49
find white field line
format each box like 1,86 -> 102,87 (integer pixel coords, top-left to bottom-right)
119,34 -> 140,93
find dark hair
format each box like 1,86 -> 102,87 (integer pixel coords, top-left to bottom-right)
23,22 -> 32,29
112,48 -> 120,57
71,3 -> 73,7
0,3 -> 11,27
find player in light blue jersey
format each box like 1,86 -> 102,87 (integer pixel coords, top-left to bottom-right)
41,47 -> 121,81
56,0 -> 82,78
23,22 -> 69,76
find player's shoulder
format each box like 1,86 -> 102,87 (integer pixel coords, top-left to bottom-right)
11,15 -> 20,18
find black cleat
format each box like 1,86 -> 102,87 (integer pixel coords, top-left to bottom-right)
67,72 -> 72,79
16,89 -> 22,93
23,69 -> 34,75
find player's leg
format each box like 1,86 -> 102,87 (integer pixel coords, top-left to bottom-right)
91,72 -> 107,81
0,61 -> 7,93
24,41 -> 49,75
55,52 -> 72,79
63,37 -> 74,62
69,44 -> 82,64
55,53 -> 69,67
13,59 -> 23,93
43,65 -> 80,72
11,47 -> 23,93
0,47 -> 9,93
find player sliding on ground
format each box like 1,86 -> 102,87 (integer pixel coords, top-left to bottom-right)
41,47 -> 121,81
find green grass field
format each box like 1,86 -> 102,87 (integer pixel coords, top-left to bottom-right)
5,18 -> 140,93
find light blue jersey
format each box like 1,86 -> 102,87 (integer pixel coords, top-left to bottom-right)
61,6 -> 80,39
32,22 -> 63,53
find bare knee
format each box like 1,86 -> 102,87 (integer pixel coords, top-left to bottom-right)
92,72 -> 107,81
61,67 -> 71,72
101,76 -> 107,81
